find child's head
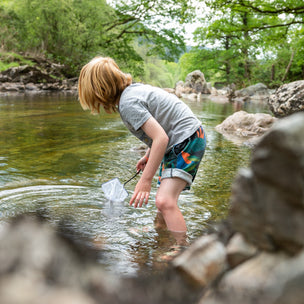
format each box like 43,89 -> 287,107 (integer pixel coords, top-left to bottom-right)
78,57 -> 132,114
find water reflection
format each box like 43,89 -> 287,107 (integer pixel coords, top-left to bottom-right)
0,92 -> 270,276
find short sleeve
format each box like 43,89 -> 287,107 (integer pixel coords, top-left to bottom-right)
120,98 -> 151,131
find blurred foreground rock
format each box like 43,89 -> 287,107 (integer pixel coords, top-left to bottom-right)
0,214 -> 202,304
268,80 -> 304,117
178,112 -> 304,304
230,112 -> 304,253
173,234 -> 227,286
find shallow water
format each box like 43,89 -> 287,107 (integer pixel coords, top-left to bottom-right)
0,92 -> 270,276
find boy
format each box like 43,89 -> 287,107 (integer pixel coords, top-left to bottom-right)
78,57 -> 206,236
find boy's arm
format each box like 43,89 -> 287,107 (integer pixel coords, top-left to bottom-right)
130,117 -> 168,208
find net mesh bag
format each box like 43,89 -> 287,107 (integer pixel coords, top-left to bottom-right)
101,178 -> 128,203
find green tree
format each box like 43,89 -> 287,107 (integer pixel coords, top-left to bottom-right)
134,42 -> 181,87
185,0 -> 304,87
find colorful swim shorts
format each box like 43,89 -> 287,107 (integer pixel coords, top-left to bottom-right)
158,125 -> 206,189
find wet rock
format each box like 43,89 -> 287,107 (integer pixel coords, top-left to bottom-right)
0,79 -> 77,93
215,110 -> 276,145
25,83 -> 39,91
268,80 -> 304,117
181,92 -> 201,102
0,82 -> 24,91
173,234 -> 227,286
230,112 -> 304,253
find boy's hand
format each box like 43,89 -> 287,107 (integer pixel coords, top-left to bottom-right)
130,177 -> 151,208
136,156 -> 148,172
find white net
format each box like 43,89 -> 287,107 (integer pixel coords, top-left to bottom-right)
101,178 -> 128,203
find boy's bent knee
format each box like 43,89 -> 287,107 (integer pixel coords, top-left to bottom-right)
155,195 -> 176,212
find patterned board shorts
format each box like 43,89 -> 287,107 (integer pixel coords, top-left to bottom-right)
158,125 -> 206,190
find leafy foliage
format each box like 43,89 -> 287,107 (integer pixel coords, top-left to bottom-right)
0,0 -> 303,87
187,0 -> 304,87
0,0 -> 190,77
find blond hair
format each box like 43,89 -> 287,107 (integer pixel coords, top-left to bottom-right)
78,57 -> 132,114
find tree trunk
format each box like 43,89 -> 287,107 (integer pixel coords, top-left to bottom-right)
271,64 -> 275,81
281,50 -> 295,82
242,13 -> 251,81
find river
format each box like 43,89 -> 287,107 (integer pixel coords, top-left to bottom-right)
0,92 -> 270,276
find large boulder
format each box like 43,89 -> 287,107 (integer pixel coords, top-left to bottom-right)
187,112 -> 304,304
184,70 -> 211,94
215,110 -> 276,145
229,112 -> 304,253
268,80 -> 304,117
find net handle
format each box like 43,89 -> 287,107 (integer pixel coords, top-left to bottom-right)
123,170 -> 141,186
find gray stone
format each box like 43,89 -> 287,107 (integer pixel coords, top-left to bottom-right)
229,168 -> 277,251
226,233 -> 258,268
0,215 -> 204,304
173,234 -> 227,286
184,70 -> 211,94
202,250 -> 304,304
268,80 -> 304,117
230,112 -> 304,253
215,110 -> 276,145
235,83 -> 270,100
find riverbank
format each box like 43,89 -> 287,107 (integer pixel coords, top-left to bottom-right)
0,54 -> 78,94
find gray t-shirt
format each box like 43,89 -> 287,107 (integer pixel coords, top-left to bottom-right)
118,83 -> 201,153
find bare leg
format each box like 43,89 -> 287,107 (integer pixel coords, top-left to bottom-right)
155,177 -> 187,232
154,210 -> 167,230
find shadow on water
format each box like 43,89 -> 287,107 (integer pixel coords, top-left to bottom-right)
0,92 -> 271,276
